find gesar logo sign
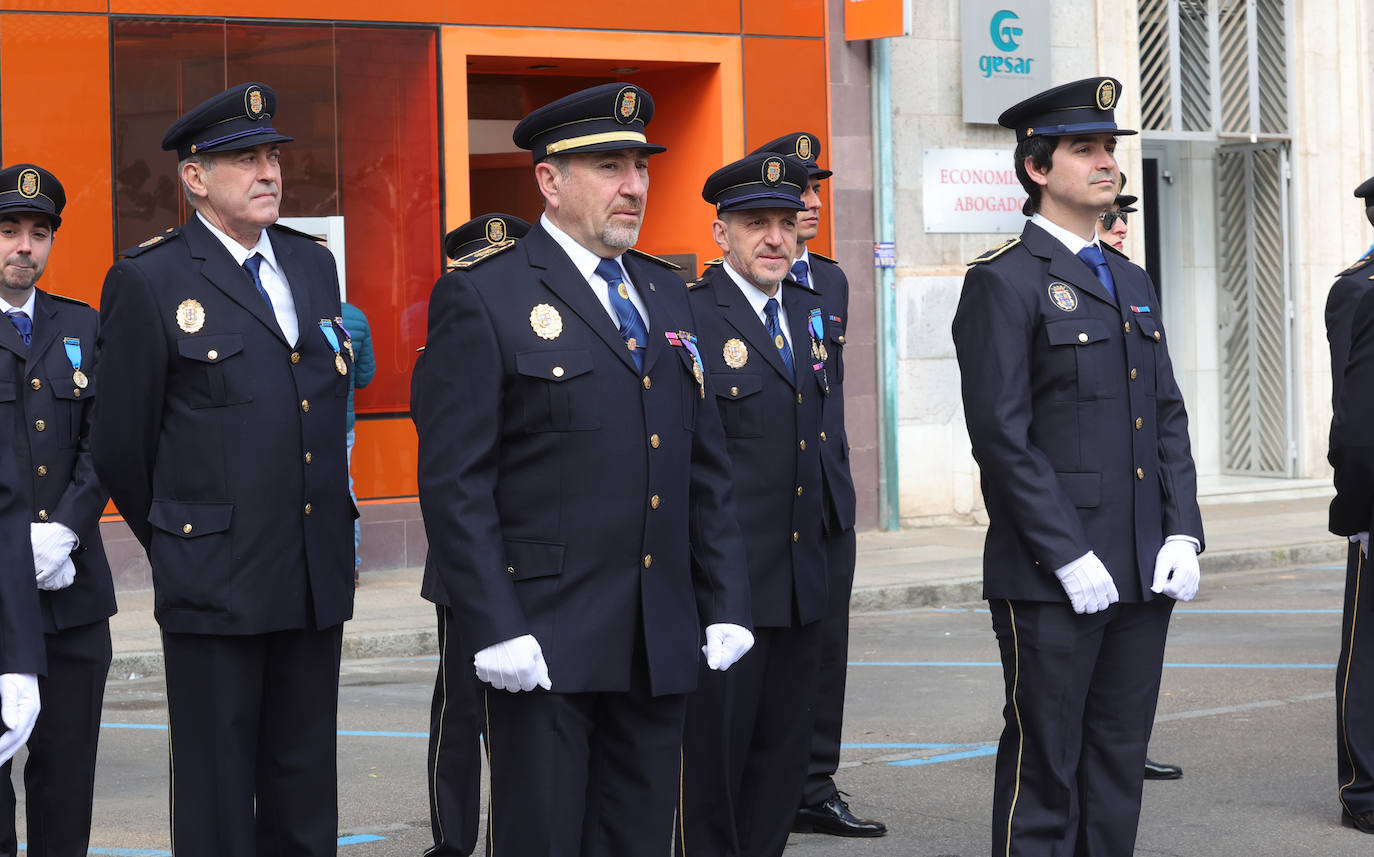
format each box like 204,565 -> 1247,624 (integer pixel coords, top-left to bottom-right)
980,10 -> 1034,78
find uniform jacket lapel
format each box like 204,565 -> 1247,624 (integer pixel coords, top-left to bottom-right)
525,225 -> 639,373
622,251 -> 668,373
0,314 -> 22,362
26,290 -> 63,369
1023,221 -> 1117,309
269,228 -> 318,345
1102,248 -> 1143,311
710,265 -> 793,384
784,281 -> 817,390
182,216 -> 287,344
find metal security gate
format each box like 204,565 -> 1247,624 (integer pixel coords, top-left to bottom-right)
1216,143 -> 1293,476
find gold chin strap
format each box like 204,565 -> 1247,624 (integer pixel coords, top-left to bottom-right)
545,131 -> 647,156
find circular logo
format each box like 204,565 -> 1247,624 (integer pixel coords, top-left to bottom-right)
796,135 -> 813,161
245,86 -> 266,119
1096,79 -> 1116,111
486,217 -> 507,244
17,169 -> 39,199
1048,282 -> 1078,312
763,156 -> 784,186
616,86 -> 640,124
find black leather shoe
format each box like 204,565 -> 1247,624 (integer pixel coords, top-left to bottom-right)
1342,807 -> 1374,833
793,794 -> 887,837
1144,758 -> 1182,780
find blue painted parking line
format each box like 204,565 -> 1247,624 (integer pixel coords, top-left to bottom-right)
887,745 -> 998,767
338,834 -> 388,845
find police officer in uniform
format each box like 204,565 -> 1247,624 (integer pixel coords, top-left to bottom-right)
415,212 -> 529,857
0,438 -> 43,765
92,83 -> 354,857
951,77 -> 1204,857
1326,176 -> 1374,835
0,164 -> 117,857
750,132 -> 888,838
415,84 -> 753,857
675,153 -> 825,857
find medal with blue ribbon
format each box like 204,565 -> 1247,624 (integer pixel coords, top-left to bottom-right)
806,308 -> 830,395
673,330 -> 706,399
318,319 -> 347,376
63,337 -> 87,389
334,316 -> 354,360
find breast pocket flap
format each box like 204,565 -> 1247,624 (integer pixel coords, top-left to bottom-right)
148,500 -> 233,538
515,350 -> 594,383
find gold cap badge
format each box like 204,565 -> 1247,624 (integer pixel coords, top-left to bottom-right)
18,169 -> 38,199
763,156 -> 783,186
486,217 -> 507,244
796,135 -> 813,161
1096,79 -> 1117,110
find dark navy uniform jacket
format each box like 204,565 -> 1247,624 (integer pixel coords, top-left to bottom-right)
800,252 -> 856,532
1326,250 -> 1374,410
0,290 -> 117,634
92,216 -> 355,635
0,437 -> 44,674
1330,279 -> 1374,536
415,223 -> 752,697
952,221 -> 1204,603
688,263 -> 826,628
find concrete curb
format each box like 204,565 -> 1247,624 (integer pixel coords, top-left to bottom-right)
105,540 -> 1349,681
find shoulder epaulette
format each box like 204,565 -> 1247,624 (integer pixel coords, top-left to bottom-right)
967,237 -> 1021,265
1338,251 -> 1374,278
415,345 -> 427,354
269,222 -> 325,242
119,226 -> 180,258
808,251 -> 838,265
704,257 -> 724,267
685,279 -> 704,289
451,239 -> 516,270
47,293 -> 91,307
625,247 -> 681,270
1101,242 -> 1129,259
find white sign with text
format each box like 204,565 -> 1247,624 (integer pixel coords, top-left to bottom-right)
923,148 -> 1028,234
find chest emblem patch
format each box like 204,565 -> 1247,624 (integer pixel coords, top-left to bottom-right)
723,338 -> 748,369
176,299 -> 206,333
1048,282 -> 1078,312
529,304 -> 563,340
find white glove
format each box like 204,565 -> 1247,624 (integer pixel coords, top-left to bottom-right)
30,523 -> 77,588
703,623 -> 754,671
1353,532 -> 1369,558
0,674 -> 39,765
36,557 -> 75,592
1151,537 -> 1200,602
473,634 -> 552,692
1053,551 -> 1119,614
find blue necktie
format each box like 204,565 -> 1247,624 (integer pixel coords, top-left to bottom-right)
1076,245 -> 1117,302
764,297 -> 794,379
5,311 -> 30,347
790,259 -> 810,288
243,253 -> 275,312
595,257 -> 648,371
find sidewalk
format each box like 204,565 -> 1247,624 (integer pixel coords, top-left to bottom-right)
106,493 -> 1345,679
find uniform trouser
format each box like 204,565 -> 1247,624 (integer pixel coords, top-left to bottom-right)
678,622 -> 821,857
481,645 -> 687,857
161,625 -> 342,857
989,597 -> 1172,857
425,605 -> 482,857
0,619 -> 111,857
801,525 -> 857,806
1337,542 -> 1374,815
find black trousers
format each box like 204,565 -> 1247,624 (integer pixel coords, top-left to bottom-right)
988,597 -> 1172,857
425,605 -> 482,857
801,525 -> 856,806
161,626 -> 342,857
482,655 -> 687,857
678,622 -> 821,857
0,619 -> 110,857
1338,543 -> 1374,815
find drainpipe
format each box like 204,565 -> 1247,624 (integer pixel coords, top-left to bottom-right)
872,37 -> 899,531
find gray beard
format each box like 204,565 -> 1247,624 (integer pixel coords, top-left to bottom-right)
602,221 -> 641,249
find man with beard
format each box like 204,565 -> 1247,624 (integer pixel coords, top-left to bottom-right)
415,84 -> 753,857
92,83 -> 354,856
952,77 -> 1203,856
0,163 -> 116,857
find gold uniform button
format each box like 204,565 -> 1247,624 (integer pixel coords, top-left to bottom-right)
304,503 -> 313,515
820,431 -> 828,441
36,465 -> 47,477
73,389 -> 81,397
1154,330 -> 1161,341
507,566 -> 516,575
730,386 -> 739,397
1077,332 -> 1089,343
796,486 -> 803,497
182,523 -> 193,534
33,420 -> 44,432
207,349 -> 219,360
37,510 -> 48,522
643,554 -> 653,568
1130,368 -> 1138,380
837,335 -> 845,344
301,399 -> 310,413
650,494 -> 661,510
1124,321 -> 1132,333
304,452 -> 313,464
650,433 -> 660,448
643,376 -> 651,390
797,393 -> 803,405
799,440 -> 806,451
1135,418 -> 1143,430
290,352 -> 301,364
792,531 -> 799,542
552,366 -> 565,378
29,379 -> 40,391
1135,467 -> 1144,480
